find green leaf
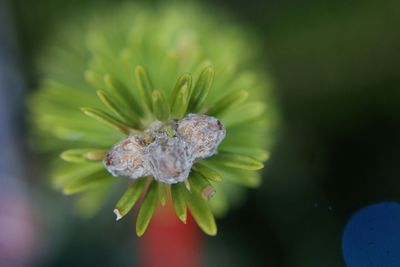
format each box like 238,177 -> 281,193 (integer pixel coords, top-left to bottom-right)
136,181 -> 158,237
158,183 -> 168,206
208,90 -> 248,117
184,176 -> 217,236
213,166 -> 262,188
84,149 -> 108,161
60,148 -> 106,163
60,149 -> 89,163
219,147 -> 270,162
189,66 -> 214,112
171,73 -> 192,105
52,162 -> 104,189
212,152 -> 264,170
135,65 -> 153,111
170,79 -> 190,119
63,170 -> 112,195
81,107 -> 135,134
104,74 -> 143,116
193,162 -> 223,183
52,126 -> 120,145
190,172 -> 216,200
228,172 -> 262,187
151,90 -> 170,121
171,183 -> 187,223
97,90 -> 141,127
170,84 -> 189,119
221,102 -> 265,127
113,178 -> 147,220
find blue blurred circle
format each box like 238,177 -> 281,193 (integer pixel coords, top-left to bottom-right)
342,202 -> 400,267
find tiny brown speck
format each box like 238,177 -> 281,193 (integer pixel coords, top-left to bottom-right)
105,154 -> 112,166
217,120 -> 223,130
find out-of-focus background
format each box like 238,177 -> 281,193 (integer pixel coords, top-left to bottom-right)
1,0 -> 400,266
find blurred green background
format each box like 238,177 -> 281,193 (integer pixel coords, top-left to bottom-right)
3,0 -> 400,266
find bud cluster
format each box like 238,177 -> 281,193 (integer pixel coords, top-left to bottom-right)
103,114 -> 226,184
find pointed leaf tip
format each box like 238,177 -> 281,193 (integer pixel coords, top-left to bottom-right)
97,90 -> 123,117
135,65 -> 153,111
62,171 -> 111,195
102,74 -> 143,118
193,163 -> 223,183
184,179 -> 191,192
213,152 -> 264,171
171,83 -> 190,119
184,188 -> 217,236
208,90 -> 249,117
151,90 -> 170,121
189,66 -> 214,112
113,209 -> 123,221
114,178 -> 147,221
84,150 -> 107,161
158,183 -> 167,207
60,149 -> 106,163
171,183 -> 187,224
80,107 -> 135,134
171,73 -> 192,119
136,182 -> 158,237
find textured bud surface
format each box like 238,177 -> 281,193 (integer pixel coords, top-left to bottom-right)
177,113 -> 226,159
145,136 -> 193,183
103,135 -> 148,178
103,114 -> 226,184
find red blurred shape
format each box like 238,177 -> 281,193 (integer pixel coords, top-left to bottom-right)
139,203 -> 202,267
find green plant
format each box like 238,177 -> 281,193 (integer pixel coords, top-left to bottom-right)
29,3 -> 277,236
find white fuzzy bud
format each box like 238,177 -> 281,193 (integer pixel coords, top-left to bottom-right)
103,135 -> 148,179
144,136 -> 193,183
177,113 -> 226,158
103,114 -> 226,184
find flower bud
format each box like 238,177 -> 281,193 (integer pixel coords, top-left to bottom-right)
177,113 -> 226,158
103,135 -> 148,179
